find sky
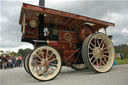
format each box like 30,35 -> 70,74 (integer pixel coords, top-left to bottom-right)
0,0 -> 128,52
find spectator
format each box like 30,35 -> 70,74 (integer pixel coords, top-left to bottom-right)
2,55 -> 8,69
19,56 -> 22,67
0,56 -> 2,69
12,56 -> 16,67
16,56 -> 19,67
8,57 -> 12,68
120,54 -> 124,60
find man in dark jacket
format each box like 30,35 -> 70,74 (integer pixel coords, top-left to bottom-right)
2,55 -> 8,69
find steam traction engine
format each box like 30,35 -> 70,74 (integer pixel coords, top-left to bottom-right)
19,3 -> 115,81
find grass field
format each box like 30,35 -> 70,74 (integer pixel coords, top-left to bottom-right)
115,58 -> 128,65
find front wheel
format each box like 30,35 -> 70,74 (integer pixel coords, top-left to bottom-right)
27,46 -> 62,81
82,33 -> 115,73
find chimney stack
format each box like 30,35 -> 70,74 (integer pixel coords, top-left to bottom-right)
39,0 -> 45,6
38,0 -> 45,40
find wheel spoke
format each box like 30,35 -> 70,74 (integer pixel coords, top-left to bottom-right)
45,49 -> 49,58
96,60 -> 98,66
34,55 -> 42,60
92,58 -> 97,64
37,65 -> 43,73
103,57 -> 107,63
102,55 -> 108,62
35,60 -> 41,63
99,39 -> 103,47
90,56 -> 94,61
101,59 -> 105,65
50,63 -> 57,67
90,42 -> 95,48
103,54 -> 109,58
32,65 -> 37,71
49,58 -> 57,63
37,51 -> 45,59
41,52 -> 45,59
89,46 -> 93,50
49,66 -> 55,71
32,60 -> 38,69
48,53 -> 54,59
37,67 -> 47,76
32,65 -> 39,72
102,43 -> 105,49
89,52 -> 93,55
103,47 -> 108,51
102,51 -> 108,54
99,58 -> 102,66
45,67 -> 50,76
97,38 -> 100,46
94,38 -> 96,46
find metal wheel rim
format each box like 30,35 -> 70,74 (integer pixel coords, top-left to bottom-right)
24,53 -> 30,73
84,33 -> 115,72
28,46 -> 62,81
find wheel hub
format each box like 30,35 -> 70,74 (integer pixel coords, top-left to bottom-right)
93,47 -> 102,59
41,59 -> 50,68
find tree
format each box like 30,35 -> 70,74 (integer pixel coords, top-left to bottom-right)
10,51 -> 17,56
18,48 -> 32,57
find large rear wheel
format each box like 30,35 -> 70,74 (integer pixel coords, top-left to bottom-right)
28,46 -> 62,81
82,33 -> 115,73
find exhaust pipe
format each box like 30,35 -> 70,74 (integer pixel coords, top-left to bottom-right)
38,0 -> 45,40
39,0 -> 45,6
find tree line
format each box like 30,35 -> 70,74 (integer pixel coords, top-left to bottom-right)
115,44 -> 128,58
10,48 -> 32,57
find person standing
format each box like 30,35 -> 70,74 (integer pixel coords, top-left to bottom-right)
8,57 -> 12,68
0,56 -> 2,69
16,56 -> 19,67
12,56 -> 16,67
2,55 -> 8,69
19,56 -> 22,67
120,53 -> 124,60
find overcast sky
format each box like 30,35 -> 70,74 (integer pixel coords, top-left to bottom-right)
0,0 -> 128,52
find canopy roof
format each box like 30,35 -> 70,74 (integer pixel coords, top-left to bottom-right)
19,3 -> 115,31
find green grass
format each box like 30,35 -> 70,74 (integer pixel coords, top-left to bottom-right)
115,58 -> 128,65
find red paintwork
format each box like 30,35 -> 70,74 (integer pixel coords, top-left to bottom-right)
59,31 -> 78,43
79,26 -> 94,41
20,3 -> 115,27
48,39 -> 77,66
22,20 -> 38,39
